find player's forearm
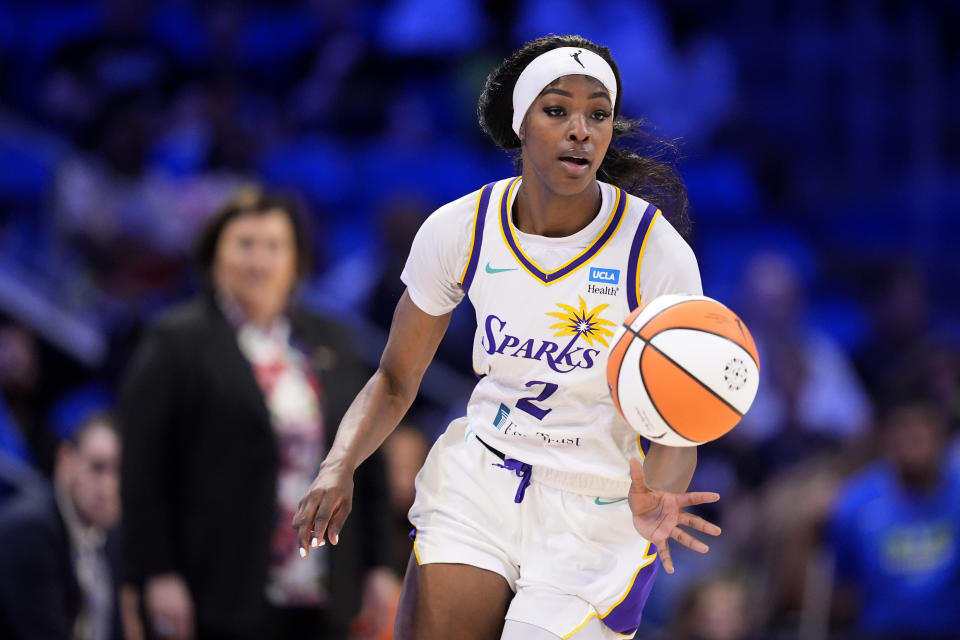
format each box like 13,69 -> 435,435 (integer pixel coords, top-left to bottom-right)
322,367 -> 420,473
643,443 -> 697,493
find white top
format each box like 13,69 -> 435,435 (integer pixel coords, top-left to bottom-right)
401,178 -> 701,494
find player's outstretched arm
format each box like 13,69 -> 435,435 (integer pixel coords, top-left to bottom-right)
628,445 -> 720,574
293,289 -> 451,556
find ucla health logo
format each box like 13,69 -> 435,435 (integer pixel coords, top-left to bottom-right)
589,267 -> 620,284
481,296 -> 616,374
587,267 -> 620,296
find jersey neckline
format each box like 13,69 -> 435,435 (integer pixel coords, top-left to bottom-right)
498,177 -> 628,285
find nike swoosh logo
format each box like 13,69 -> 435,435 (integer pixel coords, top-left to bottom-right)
485,262 -> 518,274
594,497 -> 627,506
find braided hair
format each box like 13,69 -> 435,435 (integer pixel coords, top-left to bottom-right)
477,35 -> 691,238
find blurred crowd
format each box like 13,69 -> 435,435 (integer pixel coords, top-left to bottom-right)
1,0 -> 959,638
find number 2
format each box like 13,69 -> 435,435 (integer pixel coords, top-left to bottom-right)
516,380 -> 558,420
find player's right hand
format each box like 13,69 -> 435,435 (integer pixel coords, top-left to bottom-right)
293,459 -> 355,557
627,457 -> 721,574
144,572 -> 194,640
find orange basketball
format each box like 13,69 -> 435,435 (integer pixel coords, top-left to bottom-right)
606,294 -> 759,446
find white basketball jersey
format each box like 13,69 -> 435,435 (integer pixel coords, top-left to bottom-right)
456,177 -> 667,484
402,177 -> 701,491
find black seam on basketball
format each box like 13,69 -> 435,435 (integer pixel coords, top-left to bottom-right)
609,332 -> 633,416
634,342 -> 681,439
644,341 -> 744,418
619,328 -> 701,444
631,297 -> 698,336
646,325 -> 759,368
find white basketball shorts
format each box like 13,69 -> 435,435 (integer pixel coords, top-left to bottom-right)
408,418 -> 660,639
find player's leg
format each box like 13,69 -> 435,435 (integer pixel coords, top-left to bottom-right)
501,617 -> 612,639
393,553 -> 419,638
395,552 -> 513,640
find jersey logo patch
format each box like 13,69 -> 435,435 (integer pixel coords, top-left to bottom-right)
493,403 -> 511,429
594,497 -> 627,506
480,298 -> 615,374
589,267 -> 620,284
546,296 -> 616,348
485,261 -> 518,274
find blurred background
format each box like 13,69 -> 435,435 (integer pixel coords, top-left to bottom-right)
0,0 -> 958,639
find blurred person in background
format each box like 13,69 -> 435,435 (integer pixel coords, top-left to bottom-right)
118,186 -> 397,640
380,423 -> 430,575
854,260 -> 932,402
0,323 -> 51,472
752,450 -> 852,633
853,261 -> 960,425
826,401 -> 960,638
731,252 -> 872,485
669,573 -> 756,640
0,412 -> 123,640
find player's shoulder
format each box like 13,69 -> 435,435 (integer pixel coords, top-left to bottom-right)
625,196 -> 690,248
152,296 -> 212,334
624,196 -> 696,267
146,296 -> 226,352
427,178 -> 512,222
0,485 -> 59,544
615,191 -> 701,296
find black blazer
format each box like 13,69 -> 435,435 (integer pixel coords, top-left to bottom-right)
0,484 -> 122,640
118,295 -> 391,634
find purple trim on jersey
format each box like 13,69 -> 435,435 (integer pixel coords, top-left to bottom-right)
499,180 -> 627,284
601,550 -> 660,635
626,203 -> 659,310
459,182 -> 496,293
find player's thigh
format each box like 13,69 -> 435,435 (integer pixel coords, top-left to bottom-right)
395,552 -> 513,640
501,618 -> 612,640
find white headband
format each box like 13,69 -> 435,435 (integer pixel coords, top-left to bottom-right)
511,47 -> 617,137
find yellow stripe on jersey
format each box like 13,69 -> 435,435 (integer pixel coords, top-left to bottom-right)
496,178 -> 538,279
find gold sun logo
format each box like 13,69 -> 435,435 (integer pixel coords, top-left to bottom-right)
547,296 -> 617,347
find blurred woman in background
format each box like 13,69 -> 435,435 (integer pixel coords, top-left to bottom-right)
119,187 -> 397,640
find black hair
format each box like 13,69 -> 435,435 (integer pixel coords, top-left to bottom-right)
477,35 -> 691,238
194,185 -> 313,287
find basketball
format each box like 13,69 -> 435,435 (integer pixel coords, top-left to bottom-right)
606,294 -> 760,447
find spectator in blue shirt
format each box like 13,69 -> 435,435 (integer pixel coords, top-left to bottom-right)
827,401 -> 960,638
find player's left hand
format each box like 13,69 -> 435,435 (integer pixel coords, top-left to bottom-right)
628,457 -> 721,574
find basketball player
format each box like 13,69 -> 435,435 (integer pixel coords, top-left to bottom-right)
294,35 -> 721,639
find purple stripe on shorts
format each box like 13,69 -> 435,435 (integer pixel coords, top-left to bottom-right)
601,547 -> 660,635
